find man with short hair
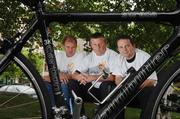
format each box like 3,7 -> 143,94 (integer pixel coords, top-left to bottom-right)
114,35 -> 158,119
69,32 -> 119,115
43,35 -> 86,113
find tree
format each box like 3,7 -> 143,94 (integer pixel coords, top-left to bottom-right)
0,0 -> 32,37
0,0 -> 177,57
45,0 -> 176,53
0,0 -> 178,83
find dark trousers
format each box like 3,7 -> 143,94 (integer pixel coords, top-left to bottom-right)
115,87 -> 154,119
68,80 -> 116,114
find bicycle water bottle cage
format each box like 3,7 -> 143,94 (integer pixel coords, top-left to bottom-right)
88,68 -> 137,104
88,73 -> 106,104
87,70 -> 116,104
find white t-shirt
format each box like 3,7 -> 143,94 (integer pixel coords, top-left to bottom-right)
77,48 -> 118,88
55,50 -> 86,73
113,49 -> 158,80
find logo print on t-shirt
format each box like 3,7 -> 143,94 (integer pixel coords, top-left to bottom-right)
98,61 -> 107,72
67,62 -> 74,73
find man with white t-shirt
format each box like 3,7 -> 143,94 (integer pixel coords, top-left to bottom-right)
69,32 -> 118,115
43,35 -> 85,113
114,35 -> 158,119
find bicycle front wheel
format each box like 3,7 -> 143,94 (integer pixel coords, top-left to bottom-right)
0,53 -> 53,119
142,61 -> 180,119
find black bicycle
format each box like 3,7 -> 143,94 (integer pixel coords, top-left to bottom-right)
0,0 -> 179,119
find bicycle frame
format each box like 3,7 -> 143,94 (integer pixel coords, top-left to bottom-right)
1,0 -> 180,118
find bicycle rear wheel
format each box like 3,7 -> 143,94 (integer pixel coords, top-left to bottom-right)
0,53 -> 53,119
142,61 -> 180,119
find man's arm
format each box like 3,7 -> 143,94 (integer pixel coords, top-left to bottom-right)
140,71 -> 158,88
71,70 -> 115,85
115,75 -> 157,89
85,73 -> 115,82
70,70 -> 88,85
43,71 -> 70,84
43,72 -> 51,82
115,75 -> 123,85
140,79 -> 156,89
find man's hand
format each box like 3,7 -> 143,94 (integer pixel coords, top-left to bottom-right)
77,73 -> 88,85
85,75 -> 97,82
115,75 -> 123,85
60,72 -> 69,84
72,71 -> 88,85
140,79 -> 156,89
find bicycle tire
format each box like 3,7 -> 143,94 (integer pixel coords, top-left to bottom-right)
142,61 -> 180,119
0,53 -> 53,119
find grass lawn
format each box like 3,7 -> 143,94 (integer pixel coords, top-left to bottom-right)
85,103 -> 141,119
1,94 -> 180,119
0,93 -> 141,119
0,93 -> 41,118
84,103 -> 180,119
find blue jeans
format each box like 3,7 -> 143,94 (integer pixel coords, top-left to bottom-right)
45,81 -> 73,114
